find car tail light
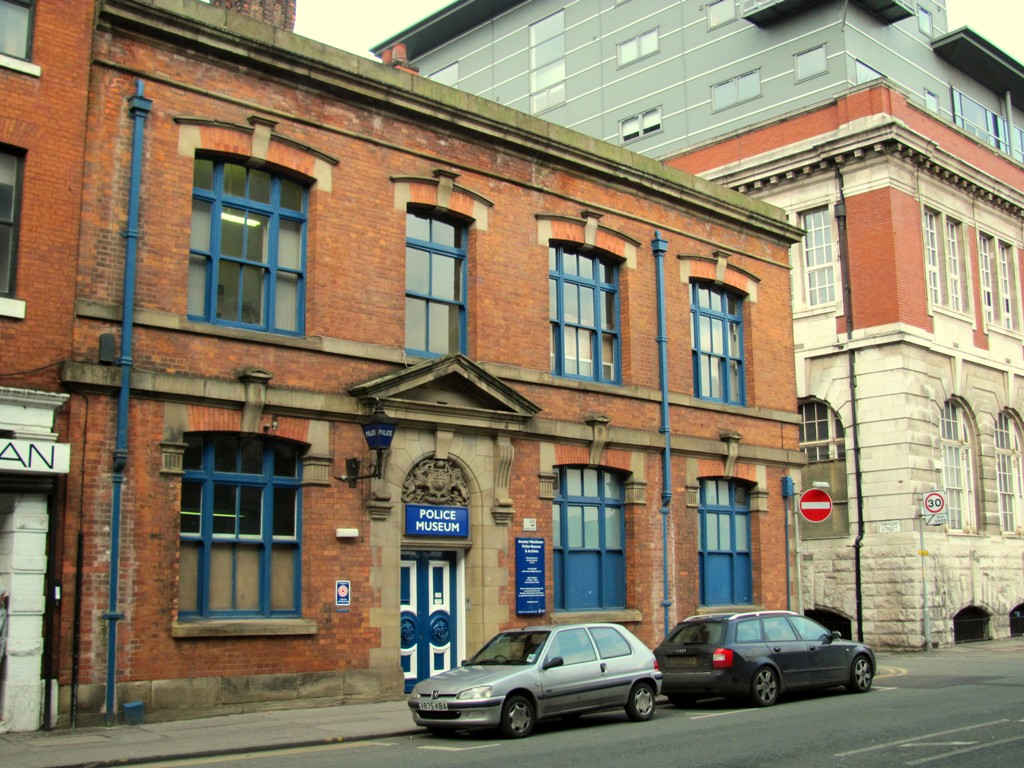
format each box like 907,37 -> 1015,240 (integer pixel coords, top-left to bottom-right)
712,648 -> 734,669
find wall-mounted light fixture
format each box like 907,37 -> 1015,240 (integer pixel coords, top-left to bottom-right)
338,399 -> 396,488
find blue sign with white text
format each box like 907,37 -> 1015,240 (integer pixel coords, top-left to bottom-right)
405,504 -> 470,537
515,538 -> 546,615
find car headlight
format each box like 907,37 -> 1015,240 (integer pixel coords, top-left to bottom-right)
456,685 -> 494,700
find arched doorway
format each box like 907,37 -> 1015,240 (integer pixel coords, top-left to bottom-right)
805,608 -> 852,639
1009,604 -> 1024,637
952,606 -> 990,643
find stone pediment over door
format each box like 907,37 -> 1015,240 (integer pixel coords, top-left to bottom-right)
348,354 -> 541,430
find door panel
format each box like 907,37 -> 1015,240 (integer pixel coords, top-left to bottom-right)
762,615 -> 811,688
400,551 -> 456,693
538,627 -> 605,715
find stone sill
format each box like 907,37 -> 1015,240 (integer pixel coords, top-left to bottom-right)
551,609 -> 643,625
172,618 -> 318,638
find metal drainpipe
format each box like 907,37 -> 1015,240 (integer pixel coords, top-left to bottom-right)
651,231 -> 672,636
835,169 -> 866,642
104,81 -> 152,725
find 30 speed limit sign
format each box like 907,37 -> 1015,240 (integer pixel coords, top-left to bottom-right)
923,490 -> 946,517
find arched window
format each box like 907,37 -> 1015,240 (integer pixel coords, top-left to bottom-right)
405,210 -> 467,357
698,479 -> 752,605
995,411 -> 1023,533
799,400 -> 845,462
178,434 -> 302,619
940,400 -> 976,531
188,158 -> 307,334
691,282 -> 745,405
552,467 -> 626,610
549,244 -> 620,383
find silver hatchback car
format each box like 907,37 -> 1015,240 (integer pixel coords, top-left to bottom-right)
408,622 -> 662,738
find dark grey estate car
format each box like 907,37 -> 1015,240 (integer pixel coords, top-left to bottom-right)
653,610 -> 875,707
408,623 -> 662,738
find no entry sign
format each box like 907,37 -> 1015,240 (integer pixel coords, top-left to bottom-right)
798,488 -> 833,523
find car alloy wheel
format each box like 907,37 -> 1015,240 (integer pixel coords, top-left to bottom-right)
500,694 -> 535,738
847,655 -> 873,693
625,681 -> 656,721
751,666 -> 779,707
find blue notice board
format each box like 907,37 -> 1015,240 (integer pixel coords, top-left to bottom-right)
515,538 -> 546,615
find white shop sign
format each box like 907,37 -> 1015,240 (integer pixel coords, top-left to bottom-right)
0,439 -> 71,474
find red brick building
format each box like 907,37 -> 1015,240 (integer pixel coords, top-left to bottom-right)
4,0 -> 803,728
1,0 -> 94,733
668,82 -> 1024,648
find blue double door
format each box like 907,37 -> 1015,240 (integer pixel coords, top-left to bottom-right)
400,550 -> 457,692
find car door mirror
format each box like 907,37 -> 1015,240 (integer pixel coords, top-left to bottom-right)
542,656 -> 564,670
829,631 -> 841,641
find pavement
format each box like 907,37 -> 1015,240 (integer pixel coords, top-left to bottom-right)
0,696 -> 419,768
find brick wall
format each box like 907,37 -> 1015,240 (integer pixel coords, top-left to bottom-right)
53,0 -> 801,720
0,0 -> 94,392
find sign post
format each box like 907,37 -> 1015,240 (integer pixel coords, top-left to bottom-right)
918,489 -> 945,651
793,487 -> 832,614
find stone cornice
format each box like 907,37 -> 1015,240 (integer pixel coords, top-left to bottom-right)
703,115 -> 1024,219
96,0 -> 801,243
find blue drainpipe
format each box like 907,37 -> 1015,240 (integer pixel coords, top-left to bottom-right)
652,231 -> 672,636
104,81 -> 151,726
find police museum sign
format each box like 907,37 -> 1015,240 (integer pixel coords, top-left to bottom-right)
405,504 -> 469,537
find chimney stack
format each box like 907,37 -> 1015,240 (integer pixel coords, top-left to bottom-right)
381,43 -> 420,74
197,0 -> 296,31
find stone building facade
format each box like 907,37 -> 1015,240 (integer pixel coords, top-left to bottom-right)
671,83 -> 1024,648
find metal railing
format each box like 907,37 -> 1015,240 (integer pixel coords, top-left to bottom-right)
952,609 -> 990,644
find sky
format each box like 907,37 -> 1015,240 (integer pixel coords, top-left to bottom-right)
291,0 -> 1024,64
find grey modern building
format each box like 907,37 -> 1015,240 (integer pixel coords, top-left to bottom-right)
376,1 -> 1022,165
377,0 -> 1024,649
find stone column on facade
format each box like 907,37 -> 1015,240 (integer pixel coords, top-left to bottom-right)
490,435 -> 514,525
0,495 -> 48,732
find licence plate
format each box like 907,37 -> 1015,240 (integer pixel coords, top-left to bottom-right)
418,701 -> 449,711
671,656 -> 697,666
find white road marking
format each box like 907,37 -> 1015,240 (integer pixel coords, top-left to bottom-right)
833,719 -> 1009,757
903,734 -> 1024,766
420,743 -> 503,752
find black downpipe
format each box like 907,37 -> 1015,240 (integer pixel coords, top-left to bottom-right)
41,486 -> 61,731
71,393 -> 89,728
835,169 -> 865,642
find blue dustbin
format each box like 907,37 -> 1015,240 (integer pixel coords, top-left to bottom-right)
123,701 -> 144,725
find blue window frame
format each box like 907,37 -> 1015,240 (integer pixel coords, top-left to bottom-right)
0,0 -> 33,60
188,158 -> 306,334
691,282 -> 745,404
549,245 -> 620,383
178,434 -> 302,619
698,479 -> 752,606
552,467 -> 626,610
405,210 -> 467,356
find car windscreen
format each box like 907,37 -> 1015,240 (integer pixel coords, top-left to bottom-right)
468,631 -> 550,665
665,621 -> 725,645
